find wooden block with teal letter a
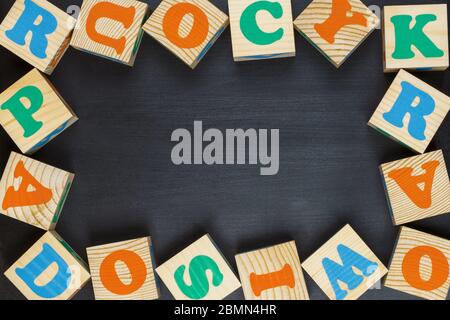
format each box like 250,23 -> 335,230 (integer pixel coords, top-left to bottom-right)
156,234 -> 241,300
302,224 -> 387,300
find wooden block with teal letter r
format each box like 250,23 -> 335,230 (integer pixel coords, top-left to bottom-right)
156,234 -> 241,300
302,224 -> 387,300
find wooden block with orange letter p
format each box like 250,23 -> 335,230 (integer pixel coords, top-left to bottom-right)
70,0 -> 149,66
235,241 -> 309,300
142,0 -> 228,69
385,227 -> 450,300
0,151 -> 74,230
86,237 -> 159,300
156,234 -> 241,300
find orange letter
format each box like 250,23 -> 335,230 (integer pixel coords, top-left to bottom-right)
162,3 -> 209,48
250,264 -> 295,296
2,160 -> 52,210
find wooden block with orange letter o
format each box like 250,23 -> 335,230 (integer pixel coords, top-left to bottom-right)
86,237 -> 159,300
385,227 -> 450,300
70,0 -> 149,66
142,0 -> 228,69
235,241 -> 309,300
379,150 -> 450,225
0,151 -> 74,230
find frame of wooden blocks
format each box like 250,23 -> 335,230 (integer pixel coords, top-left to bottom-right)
293,0 -> 379,68
0,151 -> 74,230
0,68 -> 78,154
156,234 -> 241,300
228,0 -> 295,61
368,69 -> 450,154
86,237 -> 159,300
70,0 -> 149,66
0,0 -> 76,74
302,224 -> 387,300
380,150 -> 450,226
383,4 -> 449,72
4,231 -> 90,300
143,0 -> 228,68
235,241 -> 309,300
385,227 -> 450,300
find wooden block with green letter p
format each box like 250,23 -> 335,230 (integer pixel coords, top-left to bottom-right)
0,151 -> 74,230
302,224 -> 387,300
156,234 -> 241,300
368,70 -> 450,154
383,4 -> 449,72
70,0 -> 149,66
228,0 -> 296,61
142,0 -> 228,69
0,68 -> 78,154
0,0 -> 76,75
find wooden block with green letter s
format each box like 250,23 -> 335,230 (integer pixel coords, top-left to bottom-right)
0,68 -> 78,154
302,224 -> 387,300
383,4 -> 449,72
70,0 -> 149,66
156,234 -> 241,300
228,0 -> 295,61
0,151 -> 74,230
142,0 -> 228,69
0,0 -> 76,74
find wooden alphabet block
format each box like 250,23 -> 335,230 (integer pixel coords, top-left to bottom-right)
368,69 -> 450,154
0,68 -> 78,154
0,151 -> 74,230
142,0 -> 228,68
0,0 -> 76,74
4,231 -> 90,300
70,0 -> 149,66
156,234 -> 241,300
235,241 -> 309,300
383,4 -> 449,72
380,150 -> 450,225
86,237 -> 159,300
302,224 -> 387,300
293,0 -> 379,67
228,0 -> 295,61
385,227 -> 450,300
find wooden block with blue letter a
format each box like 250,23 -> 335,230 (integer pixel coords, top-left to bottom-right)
368,69 -> 450,154
4,231 -> 90,300
156,234 -> 241,300
302,225 -> 387,300
0,0 -> 76,74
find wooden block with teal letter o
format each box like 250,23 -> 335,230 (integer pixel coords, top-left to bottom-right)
156,234 -> 241,300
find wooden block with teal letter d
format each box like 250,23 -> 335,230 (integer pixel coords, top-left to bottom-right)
156,234 -> 241,299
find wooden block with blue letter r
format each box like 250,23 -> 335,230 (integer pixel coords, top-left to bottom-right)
0,0 -> 76,74
4,231 -> 90,300
156,234 -> 241,300
368,69 -> 450,154
302,224 -> 388,300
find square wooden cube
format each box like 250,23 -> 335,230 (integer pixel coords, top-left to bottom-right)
228,0 -> 295,61
368,69 -> 450,153
156,234 -> 241,300
86,237 -> 159,300
294,0 -> 379,67
385,227 -> 450,300
383,4 -> 449,72
0,68 -> 78,154
380,150 -> 450,226
143,0 -> 228,68
302,224 -> 387,300
70,0 -> 149,66
0,0 -> 76,74
4,231 -> 90,300
0,151 -> 74,230
235,241 -> 309,300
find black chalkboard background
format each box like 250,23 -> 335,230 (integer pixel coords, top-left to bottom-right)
0,0 -> 448,300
